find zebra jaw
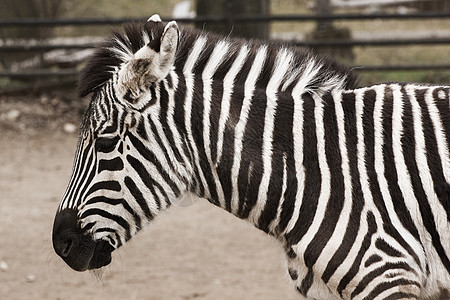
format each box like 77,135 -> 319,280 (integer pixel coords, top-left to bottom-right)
52,208 -> 114,271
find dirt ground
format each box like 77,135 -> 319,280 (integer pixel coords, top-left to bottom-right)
0,91 -> 301,300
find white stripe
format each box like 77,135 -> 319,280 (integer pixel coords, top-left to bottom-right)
354,87 -> 374,208
148,83 -> 189,190
338,87 -> 376,296
230,46 -> 267,215
249,48 -> 293,224
424,87 -> 450,184
202,41 -> 230,162
60,140 -> 84,210
285,76 -> 306,234
283,58 -> 325,233
165,72 -> 193,178
408,84 -> 449,264
183,37 -> 207,74
183,37 -> 210,197
216,45 -> 249,164
202,40 -> 230,208
374,85 -> 423,267
72,148 -> 96,209
295,58 -> 321,94
294,92 -> 331,258
391,84 -> 420,228
315,89 -> 354,276
268,154 -> 288,233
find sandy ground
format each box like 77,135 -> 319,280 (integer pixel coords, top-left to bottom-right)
0,93 -> 301,300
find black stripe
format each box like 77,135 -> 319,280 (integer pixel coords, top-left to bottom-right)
414,88 -> 450,272
148,118 -> 184,184
384,292 -> 420,300
217,90 -> 245,212
304,93 -> 345,271
257,91 -> 294,233
375,86 -> 426,272
84,195 -> 140,229
136,116 -> 148,140
209,80 -> 223,164
75,150 -> 97,207
127,132 -> 180,197
217,53 -> 254,212
363,278 -> 420,300
83,222 -> 95,231
432,88 -> 450,147
298,269 -> 314,297
95,227 -> 116,233
238,87 -> 266,218
351,262 -> 418,299
166,72 -> 173,89
119,109 -> 126,135
286,93 -> 319,245
102,109 -> 119,134
416,88 -> 450,222
381,86 -> 423,245
80,208 -> 131,241
158,80 -> 184,165
124,176 -> 153,221
277,152 -> 297,233
87,180 -> 122,195
191,77 -> 220,205
364,254 -> 382,268
98,157 -> 124,173
66,137 -> 94,204
322,91 -> 365,283
127,154 -> 170,209
338,211 -> 377,295
375,238 -> 404,257
173,69 -> 204,197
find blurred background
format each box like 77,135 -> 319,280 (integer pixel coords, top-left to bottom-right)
0,0 -> 449,95
0,1 -> 449,300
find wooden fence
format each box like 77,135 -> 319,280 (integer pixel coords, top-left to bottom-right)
1,12 -> 449,80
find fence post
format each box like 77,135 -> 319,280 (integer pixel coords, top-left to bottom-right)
225,0 -> 234,33
307,0 -> 354,63
316,0 -> 332,31
196,0 -> 269,39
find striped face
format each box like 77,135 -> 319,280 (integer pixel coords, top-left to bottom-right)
52,18 -> 184,271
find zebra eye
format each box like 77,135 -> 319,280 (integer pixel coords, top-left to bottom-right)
95,136 -> 120,152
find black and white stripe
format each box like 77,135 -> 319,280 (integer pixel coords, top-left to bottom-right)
54,17 -> 449,299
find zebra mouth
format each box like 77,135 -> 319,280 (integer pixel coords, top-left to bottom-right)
87,240 -> 114,270
52,208 -> 114,271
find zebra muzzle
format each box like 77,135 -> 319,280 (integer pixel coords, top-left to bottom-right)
52,208 -> 113,271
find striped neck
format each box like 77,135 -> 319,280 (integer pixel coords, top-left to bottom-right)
162,28 -> 355,235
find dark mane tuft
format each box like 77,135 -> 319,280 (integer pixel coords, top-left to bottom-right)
78,22 -> 150,98
78,21 -> 358,98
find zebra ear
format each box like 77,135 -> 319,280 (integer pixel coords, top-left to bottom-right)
147,14 -> 162,22
158,21 -> 179,77
116,21 -> 179,108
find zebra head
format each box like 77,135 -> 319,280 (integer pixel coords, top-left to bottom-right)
52,16 -> 187,271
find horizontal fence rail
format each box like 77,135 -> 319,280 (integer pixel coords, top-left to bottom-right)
1,12 -> 450,27
2,37 -> 450,52
1,12 -> 449,79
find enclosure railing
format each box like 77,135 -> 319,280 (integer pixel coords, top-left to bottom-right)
1,12 -> 450,79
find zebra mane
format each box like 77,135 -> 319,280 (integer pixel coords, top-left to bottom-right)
78,21 -> 358,98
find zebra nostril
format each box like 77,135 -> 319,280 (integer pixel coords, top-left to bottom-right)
61,239 -> 73,257
52,208 -> 80,259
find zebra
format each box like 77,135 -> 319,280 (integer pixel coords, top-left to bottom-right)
52,14 -> 450,299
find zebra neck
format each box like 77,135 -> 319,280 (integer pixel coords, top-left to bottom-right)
165,31 -> 356,235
